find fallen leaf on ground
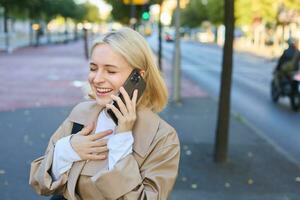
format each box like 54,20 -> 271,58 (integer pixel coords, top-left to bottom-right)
191,184 -> 197,189
224,182 -> 231,188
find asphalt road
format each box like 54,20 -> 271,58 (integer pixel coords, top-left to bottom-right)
147,33 -> 300,163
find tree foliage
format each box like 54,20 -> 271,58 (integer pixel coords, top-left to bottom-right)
83,2 -> 101,23
284,0 -> 300,11
180,0 -> 208,28
179,0 -> 299,28
207,0 -> 224,25
0,0 -> 100,23
104,0 -> 160,24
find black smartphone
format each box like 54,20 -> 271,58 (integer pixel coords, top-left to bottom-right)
107,69 -> 146,125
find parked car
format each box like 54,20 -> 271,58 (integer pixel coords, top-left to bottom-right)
164,32 -> 174,42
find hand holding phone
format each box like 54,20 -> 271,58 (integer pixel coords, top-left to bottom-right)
106,69 -> 146,126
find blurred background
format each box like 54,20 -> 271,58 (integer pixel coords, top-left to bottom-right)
1,0 -> 300,200
0,0 -> 299,55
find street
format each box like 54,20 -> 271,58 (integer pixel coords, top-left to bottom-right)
148,33 -> 300,163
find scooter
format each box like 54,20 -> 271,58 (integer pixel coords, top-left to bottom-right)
271,70 -> 300,111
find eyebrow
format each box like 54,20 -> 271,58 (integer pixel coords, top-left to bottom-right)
89,62 -> 119,68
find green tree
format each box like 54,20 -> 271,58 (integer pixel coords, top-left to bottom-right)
104,0 -> 134,24
104,0 -> 159,24
179,0 -> 208,28
207,0 -> 224,25
235,0 -> 280,26
82,2 -> 101,23
284,0 -> 300,11
0,0 -> 34,50
235,0 -> 252,26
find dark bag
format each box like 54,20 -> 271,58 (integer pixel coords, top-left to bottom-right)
50,122 -> 84,200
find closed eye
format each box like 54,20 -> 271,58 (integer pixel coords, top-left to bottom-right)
90,67 -> 97,71
107,71 -> 116,74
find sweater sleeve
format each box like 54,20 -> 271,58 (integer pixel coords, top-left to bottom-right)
107,132 -> 134,170
51,135 -> 81,180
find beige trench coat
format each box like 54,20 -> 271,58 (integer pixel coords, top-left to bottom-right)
29,100 -> 180,200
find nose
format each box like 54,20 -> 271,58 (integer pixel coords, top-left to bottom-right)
93,70 -> 105,84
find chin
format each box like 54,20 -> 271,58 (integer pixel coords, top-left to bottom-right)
95,97 -> 112,107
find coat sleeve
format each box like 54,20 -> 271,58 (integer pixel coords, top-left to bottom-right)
91,129 -> 180,200
29,119 -> 73,196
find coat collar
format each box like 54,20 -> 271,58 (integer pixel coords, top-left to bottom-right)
67,100 -> 160,158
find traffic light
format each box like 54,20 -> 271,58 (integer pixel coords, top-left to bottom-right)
142,11 -> 150,21
141,4 -> 150,21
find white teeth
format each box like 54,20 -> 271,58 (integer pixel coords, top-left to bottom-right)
96,88 -> 113,93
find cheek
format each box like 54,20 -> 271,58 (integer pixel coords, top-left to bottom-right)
111,75 -> 128,89
88,73 -> 94,84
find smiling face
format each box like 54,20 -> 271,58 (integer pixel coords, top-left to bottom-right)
88,44 -> 133,106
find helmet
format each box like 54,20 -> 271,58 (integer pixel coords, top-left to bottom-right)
287,37 -> 297,46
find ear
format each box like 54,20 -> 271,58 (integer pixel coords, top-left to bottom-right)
139,70 -> 145,78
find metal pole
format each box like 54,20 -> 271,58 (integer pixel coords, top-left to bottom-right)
130,0 -> 136,30
173,0 -> 181,103
158,3 -> 163,71
4,6 -> 11,53
83,28 -> 89,59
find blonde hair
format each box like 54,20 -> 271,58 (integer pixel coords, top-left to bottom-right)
90,27 -> 168,113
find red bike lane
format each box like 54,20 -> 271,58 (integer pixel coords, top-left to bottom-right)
0,40 -> 207,112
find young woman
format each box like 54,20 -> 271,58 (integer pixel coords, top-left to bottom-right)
29,27 -> 180,200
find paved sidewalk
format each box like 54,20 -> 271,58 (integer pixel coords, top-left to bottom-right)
0,40 -> 300,200
0,41 -> 88,112
165,98 -> 300,200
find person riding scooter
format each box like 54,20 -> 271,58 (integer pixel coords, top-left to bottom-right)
274,38 -> 300,82
275,38 -> 299,73
271,37 -> 300,111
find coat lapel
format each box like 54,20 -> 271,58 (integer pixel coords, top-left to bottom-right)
67,100 -> 104,127
65,100 -> 161,198
132,108 -> 160,157
66,101 -> 103,199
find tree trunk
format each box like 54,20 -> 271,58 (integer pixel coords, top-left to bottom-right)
214,0 -> 235,163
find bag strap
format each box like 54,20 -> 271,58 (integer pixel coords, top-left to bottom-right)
71,123 -> 84,134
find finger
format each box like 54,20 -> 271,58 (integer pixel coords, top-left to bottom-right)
106,103 -> 123,121
111,94 -> 128,115
86,153 -> 107,160
90,139 -> 108,147
120,87 -> 133,113
89,130 -> 112,141
132,89 -> 138,112
80,123 -> 94,136
87,146 -> 108,154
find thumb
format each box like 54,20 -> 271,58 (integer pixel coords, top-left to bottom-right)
80,123 -> 94,136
